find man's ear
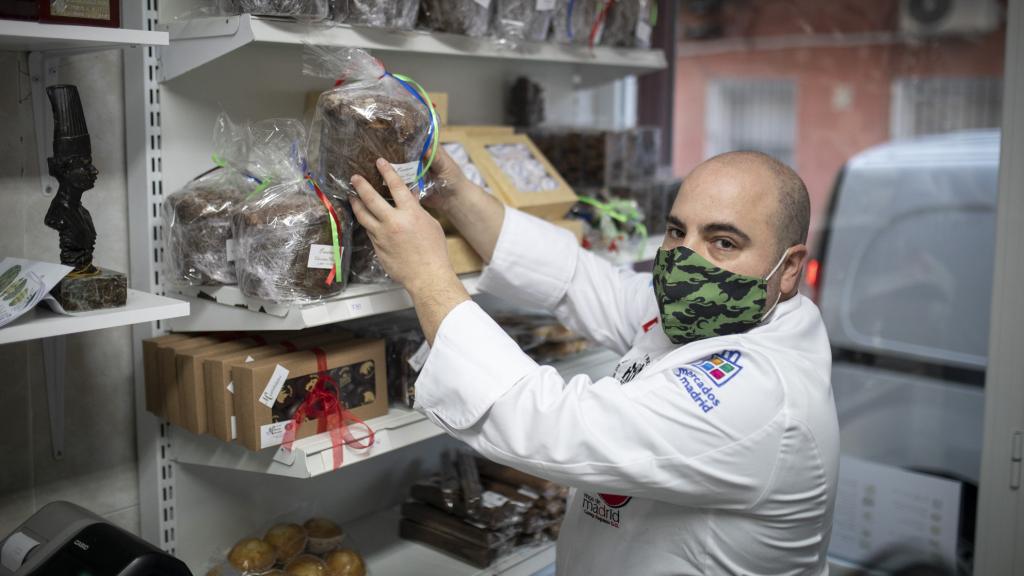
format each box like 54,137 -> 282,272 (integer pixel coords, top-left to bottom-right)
780,244 -> 808,298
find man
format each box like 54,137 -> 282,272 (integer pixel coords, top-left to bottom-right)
349,150 -> 839,575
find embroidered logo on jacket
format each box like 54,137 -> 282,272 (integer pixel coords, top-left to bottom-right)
613,354 -> 651,384
672,351 -> 743,414
581,492 -> 631,528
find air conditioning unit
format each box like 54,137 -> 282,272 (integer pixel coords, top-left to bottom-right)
900,0 -> 1001,36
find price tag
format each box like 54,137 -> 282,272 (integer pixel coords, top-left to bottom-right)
536,0 -> 555,10
407,340 -> 430,372
225,238 -> 237,262
307,244 -> 336,270
258,364 -> 290,408
636,20 -> 653,45
391,161 -> 421,185
346,299 -> 373,317
260,420 -> 291,449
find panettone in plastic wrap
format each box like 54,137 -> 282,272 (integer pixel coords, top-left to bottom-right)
420,0 -> 492,38
339,0 -> 419,29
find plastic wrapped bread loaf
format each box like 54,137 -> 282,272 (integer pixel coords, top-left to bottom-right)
493,0 -> 555,45
420,0 -> 492,37
236,0 -> 329,20
339,0 -> 419,29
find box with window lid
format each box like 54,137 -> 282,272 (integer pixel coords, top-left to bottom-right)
233,339 -> 388,452
467,133 -> 577,221
203,331 -> 352,443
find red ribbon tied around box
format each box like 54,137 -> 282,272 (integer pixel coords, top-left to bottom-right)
281,347 -> 375,470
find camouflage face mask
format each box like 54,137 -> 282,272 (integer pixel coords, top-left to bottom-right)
653,246 -> 787,345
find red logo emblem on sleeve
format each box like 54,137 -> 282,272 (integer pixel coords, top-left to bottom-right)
642,317 -> 658,333
598,493 -> 632,508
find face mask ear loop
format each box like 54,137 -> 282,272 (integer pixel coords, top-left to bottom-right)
761,248 -> 790,322
764,247 -> 790,282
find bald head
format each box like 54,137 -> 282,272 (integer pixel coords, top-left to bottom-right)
695,151 -> 810,255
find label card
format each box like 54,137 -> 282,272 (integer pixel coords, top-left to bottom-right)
391,161 -> 421,185
260,420 -> 291,449
536,0 -> 555,10
307,244 -> 336,270
225,238 -> 237,262
258,364 -> 290,408
346,299 -> 373,317
636,20 -> 653,45
408,341 -> 431,372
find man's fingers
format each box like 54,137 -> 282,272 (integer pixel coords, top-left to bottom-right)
350,196 -> 380,231
376,158 -> 417,209
351,174 -> 393,219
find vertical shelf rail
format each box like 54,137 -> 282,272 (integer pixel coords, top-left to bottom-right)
124,0 -> 176,555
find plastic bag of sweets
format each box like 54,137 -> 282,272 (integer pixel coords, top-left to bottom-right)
235,0 -> 330,21
234,119 -> 353,302
551,0 -> 603,45
305,45 -> 441,203
420,0 -> 493,38
492,0 -> 555,45
601,0 -> 656,48
339,0 -> 419,30
162,113 -> 262,287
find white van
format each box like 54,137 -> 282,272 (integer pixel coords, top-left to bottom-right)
808,129 -> 999,487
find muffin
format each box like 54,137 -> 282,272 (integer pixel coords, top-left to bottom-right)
227,538 -> 276,573
303,518 -> 346,554
264,523 -> 307,563
285,555 -> 329,576
324,549 -> 366,576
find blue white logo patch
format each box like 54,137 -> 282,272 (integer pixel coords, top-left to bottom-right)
691,350 -> 743,387
672,351 -> 743,414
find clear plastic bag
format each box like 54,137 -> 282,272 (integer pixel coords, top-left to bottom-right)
305,46 -> 439,202
162,114 -> 259,287
551,0 -> 602,45
235,0 -> 330,21
420,0 -> 493,38
493,0 -> 554,46
233,119 -> 354,302
600,0 -> 654,48
340,0 -> 419,30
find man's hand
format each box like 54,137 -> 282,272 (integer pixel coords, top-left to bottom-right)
421,145 -> 470,215
350,159 -> 470,343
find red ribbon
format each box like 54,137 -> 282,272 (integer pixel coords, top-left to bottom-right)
281,348 -> 375,470
589,0 -> 615,49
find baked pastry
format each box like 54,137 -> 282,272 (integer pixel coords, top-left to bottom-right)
233,183 -> 352,302
420,0 -> 491,37
164,178 -> 250,286
264,523 -> 307,563
227,538 -> 276,573
284,555 -> 329,576
303,518 -> 346,554
323,549 -> 366,576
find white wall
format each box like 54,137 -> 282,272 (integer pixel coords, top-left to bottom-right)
0,49 -> 139,537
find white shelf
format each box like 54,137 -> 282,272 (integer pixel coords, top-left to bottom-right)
349,506 -> 556,576
0,289 -> 189,345
165,274 -> 482,332
171,348 -> 621,479
0,20 -> 168,52
173,405 -> 445,479
160,14 -> 667,82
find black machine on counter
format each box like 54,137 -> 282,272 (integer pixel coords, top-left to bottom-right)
0,502 -> 191,576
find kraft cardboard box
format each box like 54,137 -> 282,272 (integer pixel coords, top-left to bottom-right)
143,333 -> 191,418
204,331 -> 352,443
158,335 -> 224,426
177,334 -> 293,435
235,339 -> 388,452
447,235 -> 483,275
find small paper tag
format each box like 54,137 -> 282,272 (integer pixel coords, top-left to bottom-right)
258,364 -> 290,408
226,381 -> 235,394
307,244 -> 336,270
260,420 -> 290,449
473,0 -> 491,8
1,532 -> 39,572
390,161 -> 421,186
225,238 -> 237,262
274,442 -> 297,466
245,356 -> 255,362
230,415 -> 237,440
407,340 -> 430,372
536,0 -> 555,10
482,490 -> 509,509
636,20 -> 653,45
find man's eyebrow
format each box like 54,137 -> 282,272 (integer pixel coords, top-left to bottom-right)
666,215 -> 685,228
701,222 -> 752,244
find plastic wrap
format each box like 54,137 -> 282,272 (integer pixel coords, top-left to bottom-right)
493,0 -> 555,46
385,329 -> 426,408
339,0 -> 419,29
233,119 -> 353,302
485,143 -> 559,192
420,0 -> 492,38
236,0 -> 329,20
552,0 -> 602,45
599,0 -> 654,48
162,114 -> 258,287
305,46 -> 439,202
350,225 -> 389,283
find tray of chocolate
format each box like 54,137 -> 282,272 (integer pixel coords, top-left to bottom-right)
272,358 -> 378,424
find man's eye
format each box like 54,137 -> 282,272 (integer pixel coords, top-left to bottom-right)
714,238 -> 736,250
668,228 -> 684,239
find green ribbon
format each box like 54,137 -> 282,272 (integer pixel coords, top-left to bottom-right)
578,195 -> 649,259
392,73 -> 440,181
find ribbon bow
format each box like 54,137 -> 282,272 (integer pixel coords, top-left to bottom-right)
305,176 -> 344,286
281,348 -> 376,471
578,195 -> 649,259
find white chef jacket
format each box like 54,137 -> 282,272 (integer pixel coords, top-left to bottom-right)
416,209 -> 839,576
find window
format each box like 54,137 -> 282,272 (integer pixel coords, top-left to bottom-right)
705,78 -> 797,167
891,76 -> 1003,139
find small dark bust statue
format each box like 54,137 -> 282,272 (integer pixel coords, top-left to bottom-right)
43,85 -> 126,311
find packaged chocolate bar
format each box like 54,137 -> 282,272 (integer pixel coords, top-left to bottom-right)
410,478 -> 523,530
400,502 -> 517,548
457,451 -> 483,515
399,519 -> 511,569
477,457 -> 562,499
234,339 -> 387,451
